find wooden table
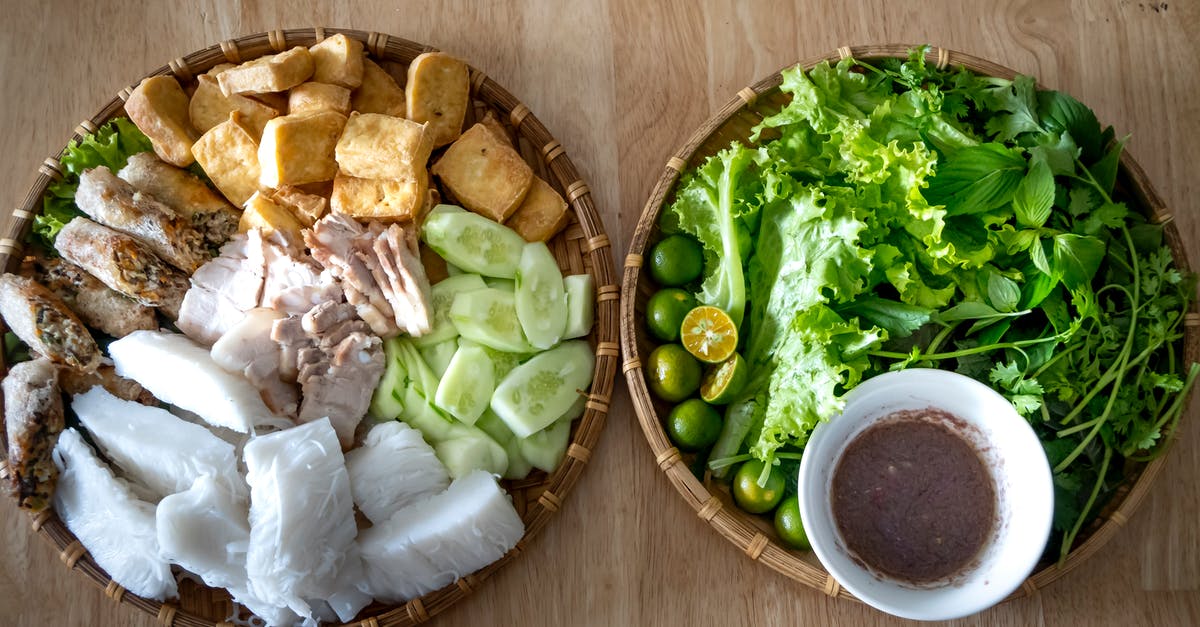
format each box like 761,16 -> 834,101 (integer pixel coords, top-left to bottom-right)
1,1 -> 1197,625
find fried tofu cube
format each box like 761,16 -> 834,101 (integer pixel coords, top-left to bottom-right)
258,111 -> 347,188
431,123 -> 533,222
125,76 -> 198,167
330,170 -> 427,223
309,34 -> 364,89
505,177 -> 570,242
288,82 -> 351,116
479,110 -> 512,146
204,63 -> 236,77
335,113 -> 431,181
350,59 -> 406,117
218,47 -> 314,96
249,91 -> 289,112
190,74 -> 279,137
406,52 -> 470,147
267,185 -> 328,226
191,112 -> 262,205
240,191 -> 305,242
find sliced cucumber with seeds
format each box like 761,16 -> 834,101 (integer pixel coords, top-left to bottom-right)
458,338 -> 530,381
515,242 -> 568,350
434,344 -> 495,425
419,339 -> 459,378
485,277 -> 515,292
414,273 -> 487,348
491,340 -> 594,438
421,206 -> 526,278
476,409 -> 533,480
520,418 -> 572,473
450,288 -> 534,353
563,274 -> 595,339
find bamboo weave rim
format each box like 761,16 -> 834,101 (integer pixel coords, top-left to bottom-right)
0,27 -> 618,627
618,43 -> 1198,604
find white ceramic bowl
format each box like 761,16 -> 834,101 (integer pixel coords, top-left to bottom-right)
798,368 -> 1053,621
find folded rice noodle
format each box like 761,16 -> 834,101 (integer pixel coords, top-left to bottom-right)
52,428 -> 178,601
156,474 -> 250,589
359,469 -> 525,603
108,330 -> 284,433
315,544 -> 373,624
344,421 -> 450,525
73,387 -> 246,500
243,418 -> 358,620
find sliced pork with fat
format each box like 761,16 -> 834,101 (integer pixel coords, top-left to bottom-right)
211,308 -> 300,418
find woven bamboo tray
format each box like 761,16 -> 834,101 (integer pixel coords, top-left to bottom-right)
619,44 -> 1199,603
0,27 -> 618,627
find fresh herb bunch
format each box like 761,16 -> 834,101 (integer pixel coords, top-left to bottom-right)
667,46 -> 1196,561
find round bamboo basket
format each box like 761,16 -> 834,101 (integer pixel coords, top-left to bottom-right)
619,44 -> 1199,603
0,28 -> 618,626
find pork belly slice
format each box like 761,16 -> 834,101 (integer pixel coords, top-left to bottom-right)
211,308 -> 299,418
177,232 -> 266,345
261,240 -> 343,315
55,217 -> 189,318
117,152 -> 240,250
75,166 -> 208,273
0,273 -> 100,371
2,358 -> 64,512
27,256 -> 156,338
373,224 -> 433,336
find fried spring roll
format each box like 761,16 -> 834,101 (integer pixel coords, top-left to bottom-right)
75,166 -> 208,273
117,152 -> 240,249
27,256 -> 156,338
0,274 -> 100,371
55,217 -> 189,319
2,358 -> 65,512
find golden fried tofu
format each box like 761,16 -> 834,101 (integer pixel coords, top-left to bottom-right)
505,176 -> 570,242
205,63 -> 236,77
431,123 -> 533,222
330,170 -> 427,223
218,46 -> 314,96
240,191 -> 305,242
249,91 -> 289,112
309,34 -> 364,89
191,112 -> 262,205
335,113 -> 431,181
190,74 -> 279,137
258,111 -> 347,188
267,185 -> 328,226
125,76 -> 198,167
406,52 -> 469,147
350,59 -> 406,117
288,82 -> 351,116
479,110 -> 512,146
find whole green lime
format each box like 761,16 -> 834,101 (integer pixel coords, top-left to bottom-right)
732,459 -> 785,514
774,495 -> 811,550
645,288 -> 698,342
665,399 -> 723,451
648,235 -> 703,287
645,344 -> 702,402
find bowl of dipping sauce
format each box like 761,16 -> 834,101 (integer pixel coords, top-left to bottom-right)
798,368 -> 1053,621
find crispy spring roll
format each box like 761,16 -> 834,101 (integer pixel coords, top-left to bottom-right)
0,274 -> 100,371
117,152 -> 240,250
55,217 -> 189,319
58,363 -> 154,405
2,358 -> 65,512
75,166 -> 208,273
27,257 -> 156,338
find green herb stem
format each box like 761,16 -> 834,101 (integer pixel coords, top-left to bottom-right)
869,333 -> 1064,362
1059,445 -> 1113,563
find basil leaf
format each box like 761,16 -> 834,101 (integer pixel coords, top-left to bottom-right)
1037,90 -> 1103,163
1087,137 -> 1126,197
925,143 -> 1027,215
1013,155 -> 1055,228
835,296 -> 933,339
987,271 -> 1022,313
1053,233 -> 1106,291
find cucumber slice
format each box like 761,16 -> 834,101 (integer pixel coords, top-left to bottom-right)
434,428 -> 508,478
414,274 -> 487,348
515,242 -> 568,350
450,288 -> 534,353
520,419 -> 572,473
421,209 -> 526,278
429,203 -> 465,217
485,277 -> 515,292
369,338 -> 407,419
476,409 -> 533,480
559,393 -> 587,423
458,338 -> 530,381
563,274 -> 595,339
419,339 -> 459,378
491,340 -> 595,438
434,344 -> 495,425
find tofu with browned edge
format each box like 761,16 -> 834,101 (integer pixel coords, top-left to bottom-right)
431,123 -> 533,222
125,76 -> 198,167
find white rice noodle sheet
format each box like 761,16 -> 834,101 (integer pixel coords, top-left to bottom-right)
52,428 -> 178,601
156,474 -> 250,590
360,470 -> 525,604
73,387 -> 246,501
108,330 -> 285,433
344,421 -> 450,525
243,418 -> 358,621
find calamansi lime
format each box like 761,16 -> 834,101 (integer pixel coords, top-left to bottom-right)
648,235 -> 703,287
665,399 -> 722,451
774,495 -> 811,550
732,459 -> 785,514
645,288 -> 699,342
700,352 -> 748,405
681,305 -> 738,364
645,344 -> 702,402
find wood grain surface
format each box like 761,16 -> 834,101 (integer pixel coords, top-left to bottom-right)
1,0 -> 1197,625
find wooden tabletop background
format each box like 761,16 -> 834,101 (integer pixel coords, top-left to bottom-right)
1,0 -> 1198,625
